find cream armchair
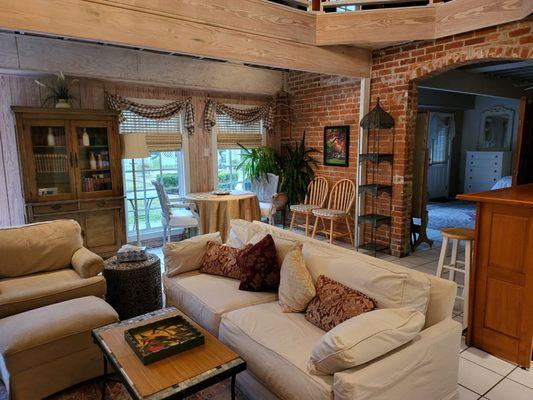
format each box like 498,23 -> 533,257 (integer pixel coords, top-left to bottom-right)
0,220 -> 106,318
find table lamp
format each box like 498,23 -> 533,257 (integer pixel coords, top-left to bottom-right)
121,133 -> 149,246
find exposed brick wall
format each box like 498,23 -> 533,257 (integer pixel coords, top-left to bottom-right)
371,17 -> 533,256
281,73 -> 361,240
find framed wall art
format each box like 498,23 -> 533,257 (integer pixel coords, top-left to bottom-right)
323,125 -> 350,167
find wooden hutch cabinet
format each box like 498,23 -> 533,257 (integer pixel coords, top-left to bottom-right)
12,107 -> 126,258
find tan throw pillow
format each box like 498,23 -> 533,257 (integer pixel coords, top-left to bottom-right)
249,232 -> 302,266
163,232 -> 222,277
279,247 -> 316,312
308,308 -> 426,375
306,275 -> 377,331
200,242 -> 250,280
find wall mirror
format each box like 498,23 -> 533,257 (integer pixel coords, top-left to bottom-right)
478,105 -> 514,151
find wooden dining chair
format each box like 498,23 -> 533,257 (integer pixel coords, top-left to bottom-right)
312,178 -> 356,244
289,176 -> 329,236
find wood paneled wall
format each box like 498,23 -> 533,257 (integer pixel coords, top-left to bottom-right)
0,74 -> 274,226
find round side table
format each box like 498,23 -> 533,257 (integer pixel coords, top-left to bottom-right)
103,254 -> 163,320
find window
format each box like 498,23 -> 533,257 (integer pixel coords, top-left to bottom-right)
215,110 -> 263,191
429,116 -> 451,165
120,110 -> 184,239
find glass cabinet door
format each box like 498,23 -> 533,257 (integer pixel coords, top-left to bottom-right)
28,122 -> 75,200
73,122 -> 114,196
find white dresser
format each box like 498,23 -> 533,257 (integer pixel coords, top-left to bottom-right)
464,151 -> 512,193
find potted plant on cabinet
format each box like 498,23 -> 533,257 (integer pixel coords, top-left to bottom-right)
35,72 -> 78,108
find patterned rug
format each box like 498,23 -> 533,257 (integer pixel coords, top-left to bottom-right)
0,378 -> 246,400
427,200 -> 476,231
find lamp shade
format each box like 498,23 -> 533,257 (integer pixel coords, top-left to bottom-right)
121,133 -> 149,159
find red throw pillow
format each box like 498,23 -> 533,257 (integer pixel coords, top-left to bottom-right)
200,241 -> 250,279
306,275 -> 377,331
238,234 -> 280,292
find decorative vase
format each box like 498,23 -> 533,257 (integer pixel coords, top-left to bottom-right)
46,128 -> 55,147
89,152 -> 97,170
82,128 -> 90,146
55,99 -> 71,108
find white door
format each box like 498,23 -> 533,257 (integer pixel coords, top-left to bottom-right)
427,113 -> 455,199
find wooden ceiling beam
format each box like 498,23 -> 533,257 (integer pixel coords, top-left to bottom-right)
0,0 -> 370,77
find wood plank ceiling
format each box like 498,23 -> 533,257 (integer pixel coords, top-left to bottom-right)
0,0 -> 530,78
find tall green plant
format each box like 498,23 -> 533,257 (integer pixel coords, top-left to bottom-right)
280,131 -> 319,206
236,144 -> 281,182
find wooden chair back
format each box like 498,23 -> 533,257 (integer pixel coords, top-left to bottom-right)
305,176 -> 329,207
327,179 -> 356,213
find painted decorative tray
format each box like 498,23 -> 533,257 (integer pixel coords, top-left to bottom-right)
212,190 -> 230,196
124,315 -> 204,365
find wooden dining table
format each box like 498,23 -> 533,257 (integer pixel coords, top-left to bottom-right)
184,191 -> 261,241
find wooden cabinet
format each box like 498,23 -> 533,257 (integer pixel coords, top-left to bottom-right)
458,184 -> 533,368
13,107 -> 126,257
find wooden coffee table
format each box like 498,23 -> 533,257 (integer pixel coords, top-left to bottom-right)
92,308 -> 246,400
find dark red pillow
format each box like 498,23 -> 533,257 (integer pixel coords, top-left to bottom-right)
238,234 -> 280,292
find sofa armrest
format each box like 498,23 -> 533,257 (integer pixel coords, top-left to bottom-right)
71,247 -> 104,278
333,319 -> 462,400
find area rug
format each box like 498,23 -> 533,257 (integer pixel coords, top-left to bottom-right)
427,200 -> 476,231
0,378 -> 246,400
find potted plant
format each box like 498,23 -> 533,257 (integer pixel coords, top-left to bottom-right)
35,72 -> 78,108
280,131 -> 319,206
236,144 -> 281,183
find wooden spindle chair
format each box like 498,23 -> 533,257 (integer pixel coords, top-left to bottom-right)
312,178 -> 355,244
289,176 -> 329,236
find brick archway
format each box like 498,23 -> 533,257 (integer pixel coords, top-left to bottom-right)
370,18 -> 533,257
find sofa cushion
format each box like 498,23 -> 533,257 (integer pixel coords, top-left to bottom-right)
306,275 -> 377,331
238,234 -> 281,292
163,271 -> 277,336
250,232 -> 301,266
164,232 -> 222,277
0,269 -> 106,318
252,220 -> 447,326
303,246 -> 431,315
279,247 -> 316,313
219,302 -> 333,400
0,296 -> 118,375
309,308 -> 426,375
200,241 -> 249,280
0,220 -> 83,278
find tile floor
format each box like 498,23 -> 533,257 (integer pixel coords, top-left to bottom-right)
150,227 -> 533,400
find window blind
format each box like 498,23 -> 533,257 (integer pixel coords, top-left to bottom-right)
216,110 -> 263,149
120,110 -> 182,151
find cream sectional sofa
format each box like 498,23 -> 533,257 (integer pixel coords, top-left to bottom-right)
163,220 -> 461,400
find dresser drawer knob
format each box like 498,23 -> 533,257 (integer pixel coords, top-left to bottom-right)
96,201 -> 106,207
51,204 -> 61,210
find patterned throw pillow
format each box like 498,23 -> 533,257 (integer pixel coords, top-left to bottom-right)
238,234 -> 280,292
305,275 -> 377,331
200,241 -> 250,279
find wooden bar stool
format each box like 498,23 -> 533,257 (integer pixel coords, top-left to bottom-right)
436,227 -> 474,330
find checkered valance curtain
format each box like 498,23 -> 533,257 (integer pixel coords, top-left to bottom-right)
204,98 -> 274,135
105,93 -> 195,135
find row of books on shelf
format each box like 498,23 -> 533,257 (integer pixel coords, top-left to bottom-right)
34,154 -> 68,173
82,175 -> 112,192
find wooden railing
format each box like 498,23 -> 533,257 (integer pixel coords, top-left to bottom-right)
273,0 -> 446,12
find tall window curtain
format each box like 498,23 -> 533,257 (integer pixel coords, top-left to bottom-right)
204,98 -> 273,136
